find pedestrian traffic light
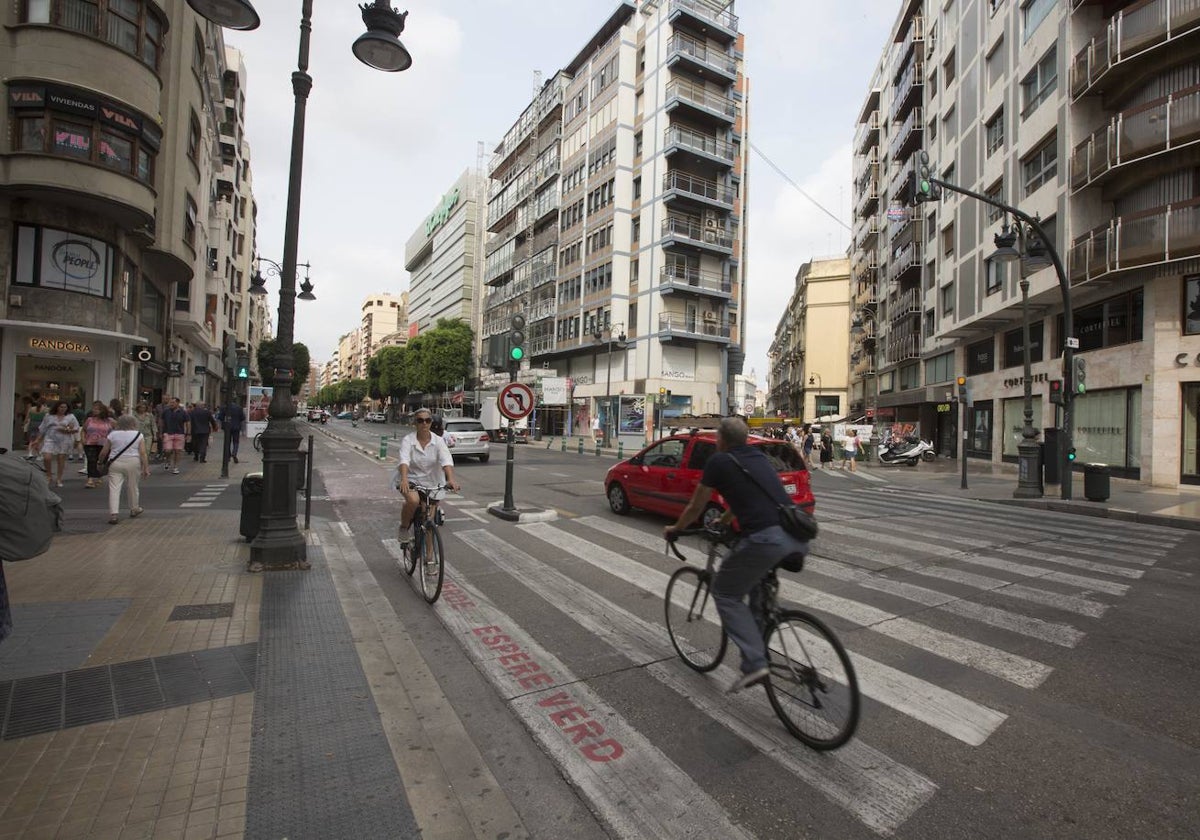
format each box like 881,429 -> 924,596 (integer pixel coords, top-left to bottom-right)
1049,378 -> 1064,405
508,314 -> 526,364
1067,447 -> 1077,462
1073,356 -> 1087,394
235,352 -> 250,379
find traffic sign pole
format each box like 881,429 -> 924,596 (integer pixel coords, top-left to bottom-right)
503,367 -> 517,513
496,379 -> 535,513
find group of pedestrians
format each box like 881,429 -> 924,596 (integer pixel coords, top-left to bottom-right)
783,423 -> 861,472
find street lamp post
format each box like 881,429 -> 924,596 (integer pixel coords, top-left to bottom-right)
188,0 -> 413,570
851,306 -> 880,424
593,323 -> 626,447
807,372 -> 821,420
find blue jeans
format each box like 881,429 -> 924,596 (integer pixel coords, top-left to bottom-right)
712,525 -> 809,673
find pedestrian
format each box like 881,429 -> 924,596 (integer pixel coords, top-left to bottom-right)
33,401 -> 79,488
216,397 -> 245,463
159,397 -> 190,474
592,413 -> 602,444
81,402 -> 115,489
24,401 -> 47,460
801,423 -> 816,471
819,428 -> 833,470
108,397 -> 124,419
842,428 -> 860,472
69,401 -> 86,462
133,402 -> 157,461
99,414 -> 149,525
188,402 -> 217,463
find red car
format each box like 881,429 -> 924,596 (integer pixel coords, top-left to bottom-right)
604,432 -> 815,529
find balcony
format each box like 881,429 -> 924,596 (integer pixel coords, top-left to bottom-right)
855,176 -> 880,216
661,216 -> 735,254
665,79 -> 738,126
659,312 -> 732,343
854,217 -> 881,250
885,333 -> 922,363
855,111 -> 881,154
529,297 -> 557,323
888,209 -> 922,245
662,170 -> 735,210
668,0 -> 739,44
663,126 -> 737,167
659,265 -> 733,299
890,288 -> 921,321
889,58 -> 924,121
890,107 -> 924,160
1069,197 -> 1200,283
529,334 -> 556,355
1071,0 -> 1200,99
887,240 -> 923,285
1070,83 -> 1200,191
894,15 -> 924,70
667,33 -> 738,81
853,149 -> 879,182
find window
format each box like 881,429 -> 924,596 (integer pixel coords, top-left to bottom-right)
175,277 -> 191,311
7,84 -> 159,184
925,351 -> 954,384
19,0 -> 166,70
899,363 -> 921,390
1021,47 -> 1057,118
943,49 -> 956,85
1186,275 -> 1200,336
926,212 -> 937,242
1057,288 -> 1144,353
986,37 -> 1004,87
12,224 -> 114,298
122,258 -> 137,313
192,27 -> 206,79
631,216 -> 641,245
942,223 -> 955,257
966,337 -> 995,374
986,258 -> 1005,294
634,131 -> 643,158
928,116 -> 938,143
942,283 -> 956,317
1023,0 -> 1055,43
985,180 -> 1004,223
924,308 -> 936,338
187,112 -> 200,164
632,177 -> 641,201
1003,321 -> 1044,367
141,277 -> 163,332
968,401 -> 994,456
986,108 -> 1004,157
1022,133 -> 1057,194
184,194 -> 197,249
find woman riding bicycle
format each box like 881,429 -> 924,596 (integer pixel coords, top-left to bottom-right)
663,416 -> 809,694
396,408 -> 460,552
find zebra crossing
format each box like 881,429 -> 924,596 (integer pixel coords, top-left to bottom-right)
179,483 -> 228,508
380,486 -> 1185,838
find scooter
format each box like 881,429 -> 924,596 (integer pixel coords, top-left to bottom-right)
877,435 -> 937,466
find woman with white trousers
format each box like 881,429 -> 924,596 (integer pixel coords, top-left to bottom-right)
99,414 -> 150,525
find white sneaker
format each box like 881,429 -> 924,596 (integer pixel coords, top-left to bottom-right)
172,468 -> 180,475
727,667 -> 770,694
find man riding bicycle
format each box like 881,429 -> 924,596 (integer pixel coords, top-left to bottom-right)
664,416 -> 810,694
397,408 -> 460,552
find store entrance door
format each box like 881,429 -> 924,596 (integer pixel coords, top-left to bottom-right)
13,355 -> 96,441
1184,382 -> 1199,485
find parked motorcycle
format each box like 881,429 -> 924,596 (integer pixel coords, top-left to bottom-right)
877,435 -> 937,466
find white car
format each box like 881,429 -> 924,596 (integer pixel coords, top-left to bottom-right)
365,412 -> 387,423
443,419 -> 490,462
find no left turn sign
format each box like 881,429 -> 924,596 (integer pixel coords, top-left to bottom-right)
498,382 -> 535,421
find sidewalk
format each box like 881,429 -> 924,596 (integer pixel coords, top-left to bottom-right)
0,497 -> 525,838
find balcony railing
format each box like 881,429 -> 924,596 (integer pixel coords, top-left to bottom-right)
668,33 -> 738,77
665,79 -> 738,121
889,107 -> 924,159
664,126 -> 737,162
855,111 -> 881,153
896,15 -> 924,67
855,178 -> 880,215
1071,0 -> 1200,98
660,264 -> 732,296
853,148 -> 879,180
659,312 -> 732,339
1071,83 -> 1200,190
887,240 -> 923,285
529,298 -> 557,323
663,170 -> 735,205
890,288 -> 921,321
1069,197 -> 1200,282
886,333 -> 921,363
890,58 -> 924,120
669,0 -> 739,33
662,216 -> 735,250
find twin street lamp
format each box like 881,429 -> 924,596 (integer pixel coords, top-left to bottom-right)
187,0 -> 413,570
593,323 -> 627,446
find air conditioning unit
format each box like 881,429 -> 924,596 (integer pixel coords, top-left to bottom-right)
8,294 -> 22,308
704,212 -> 719,229
704,230 -> 717,244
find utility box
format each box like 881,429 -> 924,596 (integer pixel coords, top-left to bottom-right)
1042,428 -> 1060,485
1084,463 -> 1111,502
240,473 -> 264,541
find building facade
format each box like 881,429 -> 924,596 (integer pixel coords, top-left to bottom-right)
0,1 -> 260,450
850,0 -> 1200,486
360,292 -> 407,363
483,0 -> 749,444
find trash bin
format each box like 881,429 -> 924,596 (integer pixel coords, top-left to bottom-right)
1084,463 -> 1111,502
240,472 -> 264,541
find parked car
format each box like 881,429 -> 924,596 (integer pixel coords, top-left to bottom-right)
335,410 -> 353,420
604,432 -> 815,529
365,412 -> 387,423
306,409 -> 329,423
442,418 -> 490,462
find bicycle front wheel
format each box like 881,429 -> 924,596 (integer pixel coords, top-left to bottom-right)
399,523 -> 416,576
764,610 -> 860,751
252,433 -> 263,452
418,525 -> 444,603
665,567 -> 727,672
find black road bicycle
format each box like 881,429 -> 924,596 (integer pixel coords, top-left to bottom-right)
665,526 -> 861,750
398,483 -> 447,603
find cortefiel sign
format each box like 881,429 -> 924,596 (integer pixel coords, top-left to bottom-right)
424,187 -> 461,236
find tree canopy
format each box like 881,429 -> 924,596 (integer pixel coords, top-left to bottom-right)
256,339 -> 311,396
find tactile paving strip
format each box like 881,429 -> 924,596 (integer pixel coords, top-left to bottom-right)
0,643 -> 257,740
244,548 -> 419,839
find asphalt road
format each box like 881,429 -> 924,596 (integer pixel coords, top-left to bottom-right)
308,430 -> 1200,840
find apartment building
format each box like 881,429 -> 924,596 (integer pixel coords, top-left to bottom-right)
850,0 -> 1200,487
337,329 -> 362,382
0,0 -> 260,448
767,256 -> 852,420
405,168 -> 484,341
483,0 -> 749,444
360,292 -> 407,362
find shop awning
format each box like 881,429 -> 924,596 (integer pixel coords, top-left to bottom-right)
0,319 -> 149,344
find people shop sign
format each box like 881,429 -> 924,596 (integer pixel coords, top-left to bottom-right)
424,187 -> 461,236
28,337 -> 93,355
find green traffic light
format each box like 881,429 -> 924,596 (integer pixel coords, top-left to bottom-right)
919,179 -> 931,193
1067,449 -> 1077,461
510,346 -> 525,361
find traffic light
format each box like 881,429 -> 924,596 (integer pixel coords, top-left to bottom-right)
1049,378 -> 1064,405
1067,447 -> 1077,463
507,314 -> 526,366
224,334 -> 237,370
956,375 -> 973,407
1073,356 -> 1087,394
659,386 -> 667,403
911,150 -> 940,205
235,352 -> 250,379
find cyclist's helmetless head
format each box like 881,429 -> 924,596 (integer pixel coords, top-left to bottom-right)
717,416 -> 749,450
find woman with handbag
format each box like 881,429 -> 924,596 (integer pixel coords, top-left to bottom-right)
33,401 -> 79,488
99,415 -> 150,525
82,402 -> 115,489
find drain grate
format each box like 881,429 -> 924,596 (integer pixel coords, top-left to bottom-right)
168,602 -> 235,621
0,642 -> 257,740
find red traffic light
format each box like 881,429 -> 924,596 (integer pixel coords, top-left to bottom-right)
1049,379 -> 1062,393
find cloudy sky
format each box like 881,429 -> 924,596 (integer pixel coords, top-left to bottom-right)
229,0 -> 898,387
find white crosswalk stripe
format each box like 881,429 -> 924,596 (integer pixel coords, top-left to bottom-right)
180,484 -> 228,508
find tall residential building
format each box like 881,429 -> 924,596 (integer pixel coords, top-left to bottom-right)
360,292 -> 407,363
0,1 -> 259,449
851,0 -> 1200,487
337,329 -> 361,382
405,169 -> 485,338
484,0 -> 749,443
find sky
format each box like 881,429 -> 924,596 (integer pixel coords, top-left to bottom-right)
229,0 -> 899,389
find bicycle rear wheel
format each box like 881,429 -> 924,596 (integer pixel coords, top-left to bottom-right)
419,525 -> 444,603
252,433 -> 263,452
764,609 -> 860,750
665,567 -> 727,672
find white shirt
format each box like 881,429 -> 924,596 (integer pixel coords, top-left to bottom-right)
398,433 -> 453,488
106,430 -> 143,462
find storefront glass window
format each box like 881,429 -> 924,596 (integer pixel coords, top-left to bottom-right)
16,116 -> 45,151
1001,396 -> 1044,458
967,338 -> 995,375
1074,387 -> 1141,468
1184,383 -> 1199,485
99,131 -> 132,172
53,119 -> 92,159
12,225 -> 112,297
1185,276 -> 1200,336
969,400 -> 994,456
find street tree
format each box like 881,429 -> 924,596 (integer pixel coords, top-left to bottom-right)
375,345 -> 409,413
256,339 -> 311,396
420,318 -> 473,394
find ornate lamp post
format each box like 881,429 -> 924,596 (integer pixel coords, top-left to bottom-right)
991,220 -> 1052,499
807,372 -> 822,420
188,0 -> 412,570
593,323 -> 626,446
850,308 -> 879,421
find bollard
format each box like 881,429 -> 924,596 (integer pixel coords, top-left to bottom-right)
595,440 -> 601,456
577,437 -> 584,454
561,436 -> 567,452
617,440 -> 623,459
379,436 -> 388,459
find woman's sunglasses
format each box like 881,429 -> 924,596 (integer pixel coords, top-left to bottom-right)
414,417 -> 432,424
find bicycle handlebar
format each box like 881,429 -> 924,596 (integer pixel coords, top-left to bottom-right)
664,526 -> 728,561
